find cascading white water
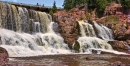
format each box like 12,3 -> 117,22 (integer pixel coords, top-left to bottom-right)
33,22 -> 41,33
0,3 -> 72,57
77,37 -> 113,54
78,20 -> 96,37
0,2 -> 126,57
74,20 -> 114,54
93,21 -> 114,41
0,28 -> 71,57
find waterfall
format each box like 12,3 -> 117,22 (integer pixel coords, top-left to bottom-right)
33,22 -> 41,33
75,20 -> 113,54
0,28 -> 71,57
18,7 -> 30,33
0,2 -> 72,57
77,37 -> 113,54
0,2 -> 122,57
0,2 -> 50,33
93,21 -> 114,41
78,20 -> 96,37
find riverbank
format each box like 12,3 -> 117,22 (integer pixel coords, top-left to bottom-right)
6,54 -> 130,66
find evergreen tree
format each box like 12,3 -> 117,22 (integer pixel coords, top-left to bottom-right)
63,0 -> 73,11
63,0 -> 109,16
49,1 -> 57,18
120,0 -> 130,8
96,0 -> 108,15
36,3 -> 39,6
52,1 -> 57,13
42,4 -> 44,7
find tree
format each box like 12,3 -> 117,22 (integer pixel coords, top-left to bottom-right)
42,4 -> 44,7
63,0 -> 73,11
63,0 -> 108,16
49,1 -> 57,18
120,0 -> 130,8
36,3 -> 39,6
49,9 -> 53,16
52,1 -> 57,13
96,0 -> 108,15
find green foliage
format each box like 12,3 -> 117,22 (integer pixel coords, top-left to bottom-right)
120,0 -> 130,8
98,15 -> 119,24
63,0 -> 73,11
96,0 -> 108,15
86,13 -> 91,20
49,10 -> 53,16
49,1 -> 57,16
107,15 -> 118,24
52,1 -> 57,13
63,0 -> 108,16
63,0 -> 130,17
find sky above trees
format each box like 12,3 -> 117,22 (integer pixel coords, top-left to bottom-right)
1,0 -> 64,7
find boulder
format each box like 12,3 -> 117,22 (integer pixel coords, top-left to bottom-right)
53,8 -> 88,46
108,41 -> 129,50
0,47 -> 9,66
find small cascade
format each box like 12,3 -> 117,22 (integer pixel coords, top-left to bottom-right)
1,3 -> 8,29
93,21 -> 114,41
77,37 -> 113,54
38,12 -> 50,33
18,7 -> 30,33
33,22 -> 41,33
75,20 -> 114,54
78,20 -> 96,37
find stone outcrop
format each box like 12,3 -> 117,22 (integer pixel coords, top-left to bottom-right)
102,3 -> 130,44
108,41 -> 129,50
0,47 -> 9,66
54,8 -> 87,46
108,40 -> 130,54
54,10 -> 79,46
104,3 -> 128,24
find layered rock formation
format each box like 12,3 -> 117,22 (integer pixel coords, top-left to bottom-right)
54,11 -> 79,47
54,8 -> 87,46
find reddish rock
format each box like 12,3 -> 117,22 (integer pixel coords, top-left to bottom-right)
113,25 -> 127,40
0,47 -> 9,66
108,41 -> 129,50
126,40 -> 130,46
53,8 -> 88,46
111,61 -> 125,66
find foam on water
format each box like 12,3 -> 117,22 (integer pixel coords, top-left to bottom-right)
0,28 -> 71,57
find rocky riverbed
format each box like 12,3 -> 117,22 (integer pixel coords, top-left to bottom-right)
4,54 -> 130,66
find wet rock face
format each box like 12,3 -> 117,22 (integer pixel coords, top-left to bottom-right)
53,8 -> 87,46
0,47 -> 9,66
106,23 -> 130,41
54,11 -> 80,45
108,41 -> 129,50
113,25 -> 128,40
108,40 -> 130,54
